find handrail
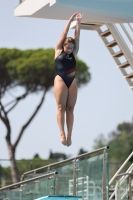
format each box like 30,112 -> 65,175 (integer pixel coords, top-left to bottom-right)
114,23 -> 133,55
109,151 -> 133,185
115,172 -> 133,200
21,146 -> 109,180
109,157 -> 133,200
116,172 -> 133,177
120,24 -> 133,45
128,23 -> 133,32
0,171 -> 58,192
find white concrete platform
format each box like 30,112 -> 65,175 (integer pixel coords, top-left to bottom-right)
14,0 -> 133,23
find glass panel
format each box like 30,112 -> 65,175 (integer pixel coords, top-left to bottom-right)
76,154 -> 104,200
9,187 -> 22,200
0,190 -> 8,200
0,176 -> 56,200
54,162 -> 74,195
20,176 -> 56,200
116,176 -> 128,200
0,189 -> 11,200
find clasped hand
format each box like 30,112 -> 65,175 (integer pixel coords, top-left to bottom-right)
70,12 -> 83,22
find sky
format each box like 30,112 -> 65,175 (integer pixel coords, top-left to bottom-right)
0,0 -> 133,163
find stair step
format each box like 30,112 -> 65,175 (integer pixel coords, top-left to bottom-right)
112,51 -> 123,57
124,73 -> 133,79
100,29 -> 111,37
118,62 -> 130,68
106,40 -> 117,47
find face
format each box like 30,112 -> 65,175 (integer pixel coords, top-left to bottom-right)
63,43 -> 74,54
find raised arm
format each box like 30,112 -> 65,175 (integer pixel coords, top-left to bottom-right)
55,13 -> 78,51
74,13 -> 83,55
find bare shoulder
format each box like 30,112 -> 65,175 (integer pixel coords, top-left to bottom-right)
55,49 -> 63,59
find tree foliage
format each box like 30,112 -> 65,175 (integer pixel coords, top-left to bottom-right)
78,148 -> 87,155
49,150 -> 68,160
93,121 -> 133,162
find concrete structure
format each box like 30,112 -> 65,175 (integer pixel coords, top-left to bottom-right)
14,0 -> 133,23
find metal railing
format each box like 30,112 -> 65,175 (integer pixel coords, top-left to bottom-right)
114,23 -> 133,56
0,146 -> 109,200
109,151 -> 133,186
0,171 -> 58,192
0,171 -> 58,200
21,146 -> 109,181
115,172 -> 133,200
109,151 -> 133,200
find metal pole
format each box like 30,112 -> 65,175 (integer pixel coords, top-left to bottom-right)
47,166 -> 51,195
0,171 -> 58,192
55,173 -> 59,196
73,158 -> 77,196
129,175 -> 132,200
102,149 -> 107,200
117,179 -> 120,200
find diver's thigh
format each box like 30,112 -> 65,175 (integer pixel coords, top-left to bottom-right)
67,79 -> 78,108
54,76 -> 68,105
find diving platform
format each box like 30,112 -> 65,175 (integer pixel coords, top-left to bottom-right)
14,0 -> 133,23
34,196 -> 82,200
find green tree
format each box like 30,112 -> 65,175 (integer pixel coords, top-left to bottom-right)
108,122 -> 133,162
0,48 -> 91,183
49,150 -> 69,160
93,121 -> 133,162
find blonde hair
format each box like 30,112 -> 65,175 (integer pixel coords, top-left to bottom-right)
63,37 -> 75,47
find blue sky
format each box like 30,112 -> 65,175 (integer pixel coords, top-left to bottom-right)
0,0 -> 133,161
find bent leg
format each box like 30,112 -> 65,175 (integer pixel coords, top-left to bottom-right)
66,79 -> 77,146
54,75 -> 68,145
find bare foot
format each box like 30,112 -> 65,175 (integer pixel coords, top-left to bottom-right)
60,132 -> 67,145
66,136 -> 72,147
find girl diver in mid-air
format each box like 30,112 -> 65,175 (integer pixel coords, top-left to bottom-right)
54,12 -> 83,146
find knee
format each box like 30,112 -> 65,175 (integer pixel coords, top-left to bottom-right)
66,106 -> 74,113
58,104 -> 66,113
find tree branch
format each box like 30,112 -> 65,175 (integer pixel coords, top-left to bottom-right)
0,111 -> 6,125
13,89 -> 47,150
7,101 -> 19,113
0,101 -> 8,120
4,90 -> 30,107
0,101 -> 12,146
7,88 -> 17,98
6,90 -> 30,113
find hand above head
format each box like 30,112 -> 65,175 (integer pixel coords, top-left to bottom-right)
76,13 -> 83,22
69,12 -> 79,21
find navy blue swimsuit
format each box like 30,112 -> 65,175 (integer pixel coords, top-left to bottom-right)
55,51 -> 76,88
